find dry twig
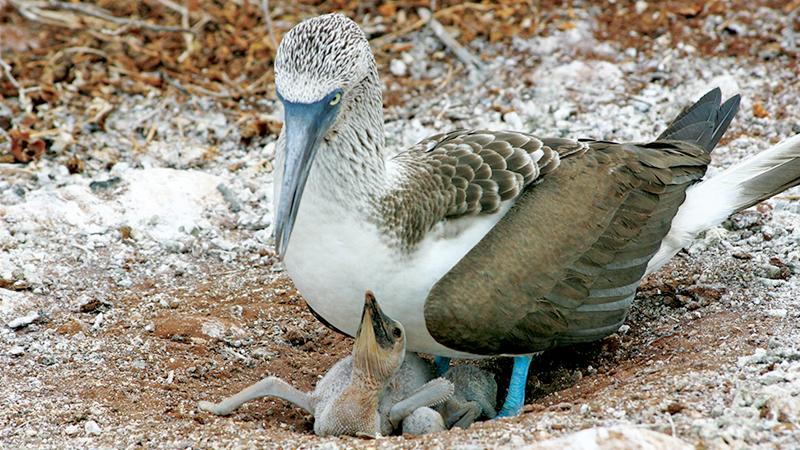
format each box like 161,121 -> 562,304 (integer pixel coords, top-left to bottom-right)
370,3 -> 491,48
417,8 -> 483,73
177,0 -> 194,63
11,0 -> 192,33
261,0 -> 278,53
0,56 -> 32,114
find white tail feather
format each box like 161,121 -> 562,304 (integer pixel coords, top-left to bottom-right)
647,133 -> 800,274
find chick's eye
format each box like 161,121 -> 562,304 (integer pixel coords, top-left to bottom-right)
329,92 -> 342,106
392,327 -> 402,338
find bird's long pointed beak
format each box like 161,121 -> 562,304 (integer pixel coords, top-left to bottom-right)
274,105 -> 325,256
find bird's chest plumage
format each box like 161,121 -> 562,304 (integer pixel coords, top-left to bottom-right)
282,176 -> 509,358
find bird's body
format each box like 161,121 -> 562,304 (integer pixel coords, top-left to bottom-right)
281,146 -> 515,357
271,13 -> 800,415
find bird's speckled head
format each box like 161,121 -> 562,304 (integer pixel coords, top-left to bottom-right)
275,13 -> 373,104
273,13 -> 381,257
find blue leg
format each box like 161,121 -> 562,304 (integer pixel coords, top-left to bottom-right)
434,356 -> 451,376
498,355 -> 533,417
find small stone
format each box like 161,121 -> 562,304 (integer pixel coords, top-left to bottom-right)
211,238 -> 236,252
7,311 -> 40,329
132,359 -> 146,369
390,59 -> 407,77
580,404 -> 591,414
92,313 -> 105,331
84,420 -> 101,435
503,111 -> 524,130
78,297 -> 103,313
738,348 -> 768,367
666,401 -> 686,415
10,345 -> 25,356
617,324 -> 630,335
766,309 -> 787,318
65,424 -> 80,436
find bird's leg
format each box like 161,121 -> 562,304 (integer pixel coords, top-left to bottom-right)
198,376 -> 313,416
389,378 -> 454,429
477,395 -> 497,420
446,401 -> 483,429
433,356 -> 451,376
497,355 -> 533,417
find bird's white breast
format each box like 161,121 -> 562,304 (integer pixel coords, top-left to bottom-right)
283,184 -> 511,358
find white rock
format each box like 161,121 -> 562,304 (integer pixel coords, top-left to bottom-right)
201,320 -> 225,339
92,313 -> 105,331
65,424 -> 80,435
119,168 -> 223,244
211,238 -> 237,252
9,345 -> 25,356
766,309 -> 788,318
390,59 -> 408,77
503,111 -> 524,130
84,420 -> 101,435
523,426 -> 692,449
7,311 -> 40,329
738,348 -> 768,367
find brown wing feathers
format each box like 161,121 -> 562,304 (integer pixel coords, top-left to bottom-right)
425,141 -> 711,354
383,130 -> 560,249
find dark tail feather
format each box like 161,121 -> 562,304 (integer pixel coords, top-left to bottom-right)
709,95 -> 741,150
657,88 -> 741,153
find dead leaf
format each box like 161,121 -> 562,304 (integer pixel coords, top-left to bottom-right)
377,3 -> 397,18
9,129 -> 46,163
753,102 -> 769,119
66,155 -> 85,174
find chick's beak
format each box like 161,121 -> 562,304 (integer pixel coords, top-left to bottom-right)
356,291 -> 395,350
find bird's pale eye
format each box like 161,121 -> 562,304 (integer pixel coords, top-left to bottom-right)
329,92 -> 342,106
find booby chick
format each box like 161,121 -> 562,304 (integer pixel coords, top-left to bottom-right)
198,292 -> 454,437
271,13 -> 800,417
437,365 -> 498,429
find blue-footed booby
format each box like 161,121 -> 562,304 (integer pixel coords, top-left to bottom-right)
271,13 -> 800,416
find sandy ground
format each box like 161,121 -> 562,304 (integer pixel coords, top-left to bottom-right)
2,1 -> 800,449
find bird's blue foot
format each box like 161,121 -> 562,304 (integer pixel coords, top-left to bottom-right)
434,356 -> 451,376
497,355 -> 533,417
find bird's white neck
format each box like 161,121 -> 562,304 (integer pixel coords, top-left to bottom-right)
306,66 -> 389,211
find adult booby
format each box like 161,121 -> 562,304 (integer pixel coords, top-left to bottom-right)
271,13 -> 800,416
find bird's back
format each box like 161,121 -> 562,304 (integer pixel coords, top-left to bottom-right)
423,89 -> 740,356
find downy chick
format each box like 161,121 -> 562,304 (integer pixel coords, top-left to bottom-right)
436,365 -> 498,429
198,291 -> 453,437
